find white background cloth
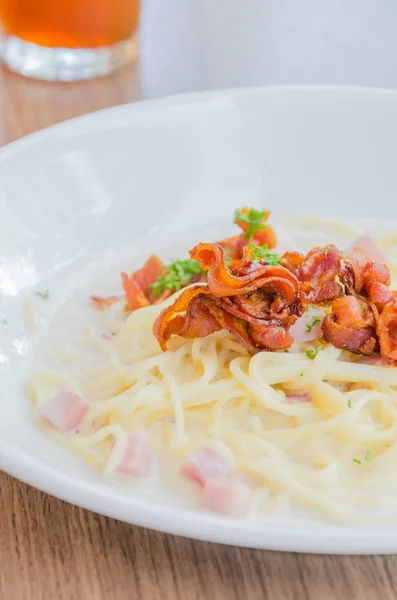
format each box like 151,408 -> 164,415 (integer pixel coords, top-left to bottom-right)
140,0 -> 397,97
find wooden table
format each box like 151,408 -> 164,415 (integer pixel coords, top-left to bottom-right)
1,62 -> 397,600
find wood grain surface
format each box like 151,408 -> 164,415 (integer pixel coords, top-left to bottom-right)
1,62 -> 397,600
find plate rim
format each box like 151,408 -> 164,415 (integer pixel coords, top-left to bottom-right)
3,84 -> 397,554
2,84 -> 397,164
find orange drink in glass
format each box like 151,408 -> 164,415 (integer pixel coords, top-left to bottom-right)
0,0 -> 139,80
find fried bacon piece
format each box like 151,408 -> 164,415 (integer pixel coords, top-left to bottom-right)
190,242 -> 299,300
153,285 -> 294,354
342,246 -> 390,294
377,299 -> 397,361
299,244 -> 343,303
322,296 -> 377,355
234,207 -> 277,249
154,231 -> 397,362
91,295 -> 122,310
367,282 -> 394,312
122,255 -> 164,310
154,243 -> 302,353
219,207 -> 277,264
280,251 -> 305,278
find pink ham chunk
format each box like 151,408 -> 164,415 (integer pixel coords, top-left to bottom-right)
288,306 -> 324,343
347,233 -> 387,265
116,432 -> 156,477
180,448 -> 233,485
285,392 -> 312,404
39,390 -> 90,432
203,479 -> 252,517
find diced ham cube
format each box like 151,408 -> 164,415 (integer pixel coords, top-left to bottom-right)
347,233 -> 387,265
180,448 -> 233,485
116,432 -> 156,477
288,306 -> 324,343
39,390 -> 90,432
203,479 -> 252,517
285,392 -> 312,404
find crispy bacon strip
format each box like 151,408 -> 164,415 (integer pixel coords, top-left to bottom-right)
343,247 -> 391,294
122,255 -> 164,310
190,242 -> 299,299
153,285 -> 294,354
377,299 -> 397,361
299,245 -> 343,302
153,225 -> 397,362
154,286 -> 215,350
280,251 -> 305,278
367,282 -> 395,312
234,207 -> 277,250
91,295 -> 122,310
322,296 -> 377,355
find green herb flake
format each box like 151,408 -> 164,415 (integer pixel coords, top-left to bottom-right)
353,458 -> 362,465
223,246 -> 232,268
361,305 -> 367,313
299,373 -> 304,377
151,259 -> 203,298
35,289 -> 49,299
305,315 -> 322,334
325,245 -> 331,255
305,348 -> 320,360
248,243 -> 281,266
234,208 -> 269,239
323,300 -> 329,306
347,398 -> 352,409
364,450 -> 375,461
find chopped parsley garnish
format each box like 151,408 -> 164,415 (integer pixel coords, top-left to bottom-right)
325,245 -> 330,255
235,208 -> 268,239
361,305 -> 367,313
305,348 -> 320,360
354,451 -> 375,465
248,243 -> 281,265
223,246 -> 232,267
299,373 -> 304,377
36,289 -> 49,299
323,300 -> 329,306
151,259 -> 203,298
347,398 -> 352,409
305,315 -> 321,333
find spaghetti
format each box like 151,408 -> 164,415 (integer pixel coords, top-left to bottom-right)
27,215 -> 397,523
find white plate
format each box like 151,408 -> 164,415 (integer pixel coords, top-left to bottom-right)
1,86 -> 397,554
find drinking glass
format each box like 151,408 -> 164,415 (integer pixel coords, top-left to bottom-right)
0,0 -> 139,81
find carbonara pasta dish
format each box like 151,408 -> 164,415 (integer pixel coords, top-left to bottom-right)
27,208 -> 397,523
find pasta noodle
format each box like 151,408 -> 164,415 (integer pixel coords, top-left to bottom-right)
27,217 -> 397,523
